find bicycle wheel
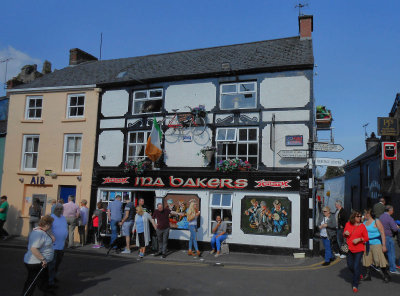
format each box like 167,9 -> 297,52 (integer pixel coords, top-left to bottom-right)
190,117 -> 206,136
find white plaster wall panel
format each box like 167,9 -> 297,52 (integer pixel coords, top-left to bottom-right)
260,76 -> 310,108
97,130 -> 124,166
100,119 -> 125,129
262,124 -> 309,168
164,128 -> 212,167
165,82 -> 216,113
101,90 -> 129,117
262,110 -> 310,122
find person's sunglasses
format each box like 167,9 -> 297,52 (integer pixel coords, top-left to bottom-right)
323,210 -> 328,212
356,215 -> 362,218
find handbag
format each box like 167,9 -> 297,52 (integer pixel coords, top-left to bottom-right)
341,225 -> 359,254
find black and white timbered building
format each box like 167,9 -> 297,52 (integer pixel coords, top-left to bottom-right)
92,15 -> 316,253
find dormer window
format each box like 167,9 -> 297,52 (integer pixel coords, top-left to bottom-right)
133,89 -> 163,114
220,82 -> 256,110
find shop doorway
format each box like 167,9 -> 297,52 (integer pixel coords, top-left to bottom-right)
59,186 -> 77,203
136,191 -> 156,214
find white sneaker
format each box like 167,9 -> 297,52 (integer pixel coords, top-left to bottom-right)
121,249 -> 131,254
334,253 -> 340,257
389,270 -> 400,275
339,254 -> 346,259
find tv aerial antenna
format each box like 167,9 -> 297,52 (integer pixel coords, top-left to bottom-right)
0,57 -> 13,89
362,123 -> 369,139
295,2 -> 309,16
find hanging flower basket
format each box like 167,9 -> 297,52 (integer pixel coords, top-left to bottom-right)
191,105 -> 207,118
216,159 -> 251,173
124,158 -> 152,175
197,146 -> 216,161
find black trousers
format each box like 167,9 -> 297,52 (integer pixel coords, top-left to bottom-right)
22,263 -> 48,296
0,219 -> 8,237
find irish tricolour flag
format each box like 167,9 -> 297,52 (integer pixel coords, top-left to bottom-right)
145,117 -> 163,162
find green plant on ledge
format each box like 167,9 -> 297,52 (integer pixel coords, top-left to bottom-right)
124,158 -> 151,175
197,146 -> 216,160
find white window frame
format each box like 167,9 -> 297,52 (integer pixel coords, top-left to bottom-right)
216,127 -> 259,167
126,131 -> 151,161
21,134 -> 40,171
209,192 -> 233,235
25,96 -> 43,120
132,88 -> 163,115
63,134 -> 82,172
66,94 -> 85,118
220,81 -> 257,110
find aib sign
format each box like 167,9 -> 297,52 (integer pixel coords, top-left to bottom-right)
382,142 -> 397,160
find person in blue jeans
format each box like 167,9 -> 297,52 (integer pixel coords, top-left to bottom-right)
319,206 -> 336,266
107,195 -> 123,245
187,201 -> 201,257
379,206 -> 400,274
210,215 -> 228,258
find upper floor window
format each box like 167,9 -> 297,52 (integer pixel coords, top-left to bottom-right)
22,135 -> 39,171
220,82 -> 256,110
216,127 -> 258,166
127,131 -> 150,161
25,96 -> 43,120
133,89 -> 163,114
63,134 -> 82,171
67,94 -> 85,118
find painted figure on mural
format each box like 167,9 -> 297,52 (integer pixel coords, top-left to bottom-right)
255,201 -> 273,232
244,199 -> 260,226
176,200 -> 188,229
271,200 -> 288,233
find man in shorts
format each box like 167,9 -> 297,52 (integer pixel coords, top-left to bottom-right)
120,196 -> 136,254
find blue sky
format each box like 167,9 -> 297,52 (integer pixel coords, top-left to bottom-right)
1,0 -> 399,163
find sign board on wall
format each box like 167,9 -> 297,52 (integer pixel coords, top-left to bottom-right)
378,117 -> 399,136
278,150 -> 308,158
315,158 -> 345,167
382,142 -> 397,160
285,135 -> 303,146
313,142 -> 344,152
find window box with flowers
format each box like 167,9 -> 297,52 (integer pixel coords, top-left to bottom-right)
124,158 -> 152,175
216,159 -> 251,173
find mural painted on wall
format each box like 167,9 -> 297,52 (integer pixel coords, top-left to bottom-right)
163,194 -> 200,230
241,196 -> 291,236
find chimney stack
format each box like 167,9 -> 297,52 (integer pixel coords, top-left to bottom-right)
69,48 -> 98,66
42,60 -> 52,74
298,15 -> 313,39
365,132 -> 380,151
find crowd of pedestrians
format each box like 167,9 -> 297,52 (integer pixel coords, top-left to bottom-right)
319,197 -> 400,293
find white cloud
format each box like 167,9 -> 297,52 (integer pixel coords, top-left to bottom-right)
0,45 -> 42,88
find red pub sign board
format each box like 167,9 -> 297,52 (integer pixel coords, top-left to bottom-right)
382,142 -> 397,160
99,171 -> 301,192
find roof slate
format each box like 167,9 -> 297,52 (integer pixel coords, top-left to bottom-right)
13,36 -> 313,90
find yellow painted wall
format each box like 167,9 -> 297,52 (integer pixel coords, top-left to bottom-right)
1,89 -> 99,237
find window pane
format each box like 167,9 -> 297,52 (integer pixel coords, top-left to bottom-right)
78,96 -> 85,105
25,154 -> 33,168
70,96 -> 77,106
227,143 -> 236,155
222,84 -> 236,93
211,194 -> 221,206
29,99 -> 35,107
222,209 -> 232,221
75,137 -> 82,152
211,209 -> 222,220
135,91 -> 147,99
137,145 -> 145,156
33,138 -> 39,152
249,129 -> 257,140
248,157 -> 257,165
36,99 -> 42,107
69,107 -> 77,117
226,129 -> 236,140
77,107 -> 84,116
149,90 -> 162,98
74,155 -> 81,169
240,83 -> 255,92
248,144 -> 258,155
128,146 -> 136,157
65,154 -> 74,169
142,99 -> 162,113
28,109 -> 35,118
217,144 -> 224,155
238,144 -> 247,155
36,109 -> 42,118
220,94 -> 235,109
25,138 -> 33,152
133,101 -> 145,114
129,133 -> 137,143
137,132 -> 144,143
239,129 -> 247,141
217,129 -> 226,141
221,194 -> 231,207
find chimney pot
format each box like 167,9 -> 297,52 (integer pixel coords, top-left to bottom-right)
299,15 -> 313,39
69,48 -> 98,66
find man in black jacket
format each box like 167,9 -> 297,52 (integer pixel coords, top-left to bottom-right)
335,200 -> 347,258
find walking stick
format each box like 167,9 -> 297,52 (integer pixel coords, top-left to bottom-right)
23,267 -> 44,296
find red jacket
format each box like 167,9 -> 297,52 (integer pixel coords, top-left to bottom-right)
344,222 -> 369,253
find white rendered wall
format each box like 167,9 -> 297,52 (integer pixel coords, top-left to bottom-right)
97,130 -> 124,166
101,90 -> 129,117
260,75 -> 310,108
262,110 -> 310,122
100,119 -> 125,129
165,82 -> 216,112
262,124 -> 309,168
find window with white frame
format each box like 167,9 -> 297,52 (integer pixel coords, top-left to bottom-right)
133,89 -> 163,114
210,193 -> 233,234
22,135 -> 40,171
127,131 -> 150,161
216,127 -> 258,166
220,81 -> 256,110
25,96 -> 43,120
63,134 -> 82,171
67,94 -> 85,118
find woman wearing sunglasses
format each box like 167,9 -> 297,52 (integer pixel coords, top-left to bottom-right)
343,210 -> 369,293
319,206 -> 337,266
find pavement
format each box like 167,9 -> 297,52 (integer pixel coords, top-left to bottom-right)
0,235 -> 325,269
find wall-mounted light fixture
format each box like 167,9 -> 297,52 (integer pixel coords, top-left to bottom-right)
49,173 -> 57,179
18,177 -> 24,183
101,155 -> 106,160
77,176 -> 82,181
